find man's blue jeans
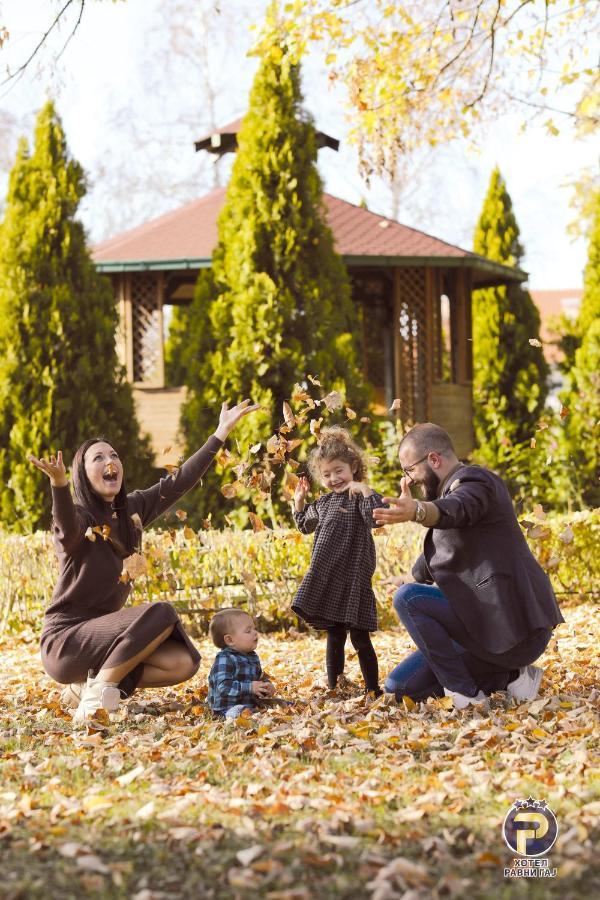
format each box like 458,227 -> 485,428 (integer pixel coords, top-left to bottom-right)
385,583 -> 551,700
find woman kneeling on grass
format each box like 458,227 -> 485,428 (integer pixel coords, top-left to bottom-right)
28,399 -> 258,724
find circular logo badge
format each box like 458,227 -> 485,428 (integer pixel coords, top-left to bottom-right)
503,798 -> 558,857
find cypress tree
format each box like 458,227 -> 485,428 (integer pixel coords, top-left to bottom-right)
559,192 -> 600,507
0,101 -> 153,531
472,167 -> 549,467
169,37 -> 369,521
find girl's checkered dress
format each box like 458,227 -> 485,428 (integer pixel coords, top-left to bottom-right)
292,489 -> 386,632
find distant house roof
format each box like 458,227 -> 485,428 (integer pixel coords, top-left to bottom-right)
531,288 -> 583,363
92,187 -> 525,286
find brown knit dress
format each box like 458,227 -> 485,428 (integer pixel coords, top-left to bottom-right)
40,435 -> 222,697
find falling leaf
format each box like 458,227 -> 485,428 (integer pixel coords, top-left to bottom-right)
310,418 -> 323,438
367,456 -> 380,465
282,401 -> 296,429
559,525 -> 574,544
221,481 -> 243,499
285,472 -> 300,492
322,390 -> 342,411
389,398 -> 402,412
217,448 -> 234,467
161,446 -> 172,456
183,525 -> 196,541
307,375 -> 321,386
122,553 -> 148,580
560,405 -> 569,419
530,437 -> 537,448
249,443 -> 262,454
248,513 -> 266,533
360,416 -> 371,424
175,509 -> 187,521
528,338 -> 542,348
85,526 -> 96,542
345,407 -> 357,419
527,524 -> 551,540
266,435 -> 281,455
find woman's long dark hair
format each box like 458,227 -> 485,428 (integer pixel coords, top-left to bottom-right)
72,437 -> 138,555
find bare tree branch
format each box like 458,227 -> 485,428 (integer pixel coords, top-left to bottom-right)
465,0 -> 502,108
1,0 -> 85,86
55,0 -> 85,65
502,90 -> 598,122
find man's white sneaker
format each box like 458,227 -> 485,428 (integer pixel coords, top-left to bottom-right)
59,683 -> 85,709
444,687 -> 488,710
507,665 -> 543,702
72,676 -> 121,723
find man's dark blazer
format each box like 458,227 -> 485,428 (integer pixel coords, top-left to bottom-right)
411,464 -> 564,654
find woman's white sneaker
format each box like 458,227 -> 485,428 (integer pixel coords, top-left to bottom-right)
507,666 -> 543,702
72,676 -> 121,723
443,688 -> 488,710
59,682 -> 85,709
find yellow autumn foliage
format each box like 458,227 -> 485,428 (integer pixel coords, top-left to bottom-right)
0,509 -> 597,634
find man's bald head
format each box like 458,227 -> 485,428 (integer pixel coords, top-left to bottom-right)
398,423 -> 455,460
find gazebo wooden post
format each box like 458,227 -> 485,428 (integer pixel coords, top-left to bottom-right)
392,267 -> 403,416
454,269 -> 469,384
157,271 -> 165,388
124,273 -> 134,382
424,267 -> 436,420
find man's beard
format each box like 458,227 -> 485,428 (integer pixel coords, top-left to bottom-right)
417,465 -> 441,501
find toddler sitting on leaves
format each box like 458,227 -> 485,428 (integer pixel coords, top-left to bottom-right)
207,608 -> 275,719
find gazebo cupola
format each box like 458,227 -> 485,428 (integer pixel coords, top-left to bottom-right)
194,117 -> 340,157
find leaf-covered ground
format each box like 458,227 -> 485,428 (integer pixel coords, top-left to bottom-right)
0,602 -> 598,899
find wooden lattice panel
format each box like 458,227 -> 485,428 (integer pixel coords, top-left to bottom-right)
131,274 -> 162,383
396,268 -> 429,424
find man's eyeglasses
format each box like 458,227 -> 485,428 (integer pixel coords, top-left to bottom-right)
401,450 -> 439,479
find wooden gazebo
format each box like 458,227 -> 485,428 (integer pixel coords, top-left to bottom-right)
92,123 -> 525,459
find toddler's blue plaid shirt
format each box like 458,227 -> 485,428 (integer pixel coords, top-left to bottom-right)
207,647 -> 263,714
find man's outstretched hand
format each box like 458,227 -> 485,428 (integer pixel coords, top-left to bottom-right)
372,477 -> 416,525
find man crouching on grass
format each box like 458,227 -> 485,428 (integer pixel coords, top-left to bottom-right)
373,423 -> 564,711
207,608 -> 275,720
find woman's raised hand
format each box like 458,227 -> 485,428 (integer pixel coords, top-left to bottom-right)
214,399 -> 262,442
28,451 -> 68,488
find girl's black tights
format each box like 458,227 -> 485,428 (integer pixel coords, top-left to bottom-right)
326,625 -> 379,692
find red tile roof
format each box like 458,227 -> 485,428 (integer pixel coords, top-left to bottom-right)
92,187 -> 521,285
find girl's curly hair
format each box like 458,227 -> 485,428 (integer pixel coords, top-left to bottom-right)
307,426 -> 367,482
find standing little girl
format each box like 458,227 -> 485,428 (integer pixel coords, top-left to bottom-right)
291,426 -> 386,696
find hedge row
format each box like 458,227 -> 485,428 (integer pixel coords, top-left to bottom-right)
0,510 -> 597,635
